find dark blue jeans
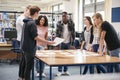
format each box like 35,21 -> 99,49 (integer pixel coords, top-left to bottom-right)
36,46 -> 45,73
92,44 -> 107,73
58,43 -> 70,72
108,48 -> 120,73
83,48 -> 94,74
83,44 -> 107,74
36,59 -> 44,73
83,65 -> 94,74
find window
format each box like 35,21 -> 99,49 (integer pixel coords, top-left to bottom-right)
85,0 -> 95,5
51,3 -> 63,13
97,0 -> 104,2
48,4 -> 64,37
78,0 -> 104,32
84,12 -> 94,17
59,4 -> 64,11
53,5 -> 58,12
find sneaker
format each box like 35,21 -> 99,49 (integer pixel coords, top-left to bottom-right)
42,73 -> 46,78
36,73 -> 39,77
56,72 -> 62,76
62,71 -> 70,76
36,73 -> 46,78
18,77 -> 22,80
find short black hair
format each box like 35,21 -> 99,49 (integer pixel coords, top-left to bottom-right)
62,11 -> 68,15
35,15 -> 48,27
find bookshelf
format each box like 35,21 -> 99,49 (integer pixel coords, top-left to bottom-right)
0,11 -> 72,42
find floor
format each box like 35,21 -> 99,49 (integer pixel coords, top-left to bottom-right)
0,61 -> 81,80
0,60 -> 120,80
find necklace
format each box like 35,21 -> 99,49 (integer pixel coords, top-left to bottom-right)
86,26 -> 92,32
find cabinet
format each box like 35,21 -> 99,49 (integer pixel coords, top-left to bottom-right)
0,11 -> 72,42
0,11 -> 19,43
0,12 -> 16,28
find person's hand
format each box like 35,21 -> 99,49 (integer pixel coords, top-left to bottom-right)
47,41 -> 55,45
98,51 -> 104,56
88,47 -> 93,51
70,46 -> 76,49
44,47 -> 48,50
80,47 -> 83,50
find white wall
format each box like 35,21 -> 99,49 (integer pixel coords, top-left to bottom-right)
46,0 -> 79,31
111,0 -> 120,33
63,0 -> 79,31
104,0 -> 111,22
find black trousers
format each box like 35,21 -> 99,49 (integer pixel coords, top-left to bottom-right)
19,52 -> 34,80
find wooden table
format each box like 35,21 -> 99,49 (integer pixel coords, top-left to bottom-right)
0,43 -> 16,60
35,49 -> 120,80
0,43 -> 12,47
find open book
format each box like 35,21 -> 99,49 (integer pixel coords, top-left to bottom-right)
51,37 -> 64,46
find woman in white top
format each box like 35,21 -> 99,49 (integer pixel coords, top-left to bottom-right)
81,16 -> 93,50
81,16 -> 94,74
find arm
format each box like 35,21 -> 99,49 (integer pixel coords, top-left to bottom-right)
70,22 -> 76,49
34,36 -> 55,45
88,26 -> 93,51
98,31 -> 106,54
71,22 -> 75,46
80,41 -> 85,50
80,31 -> 85,50
45,32 -> 48,49
29,23 -> 55,45
103,41 -> 107,55
45,32 -> 48,40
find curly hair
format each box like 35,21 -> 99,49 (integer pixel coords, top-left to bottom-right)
35,15 -> 48,27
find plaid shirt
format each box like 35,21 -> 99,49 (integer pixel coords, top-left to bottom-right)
56,19 -> 75,45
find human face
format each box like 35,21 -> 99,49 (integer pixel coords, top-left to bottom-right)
92,16 -> 100,26
84,18 -> 90,26
40,17 -> 45,26
24,8 -> 30,17
62,13 -> 68,23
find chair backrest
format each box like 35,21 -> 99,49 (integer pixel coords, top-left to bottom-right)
12,40 -> 20,49
118,32 -> 120,41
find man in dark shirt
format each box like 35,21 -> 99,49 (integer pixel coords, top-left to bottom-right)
56,12 -> 75,76
19,6 -> 54,80
92,13 -> 120,73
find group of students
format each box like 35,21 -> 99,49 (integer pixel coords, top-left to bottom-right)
16,5 -> 75,80
16,5 -> 54,80
81,13 -> 120,74
16,5 -> 120,80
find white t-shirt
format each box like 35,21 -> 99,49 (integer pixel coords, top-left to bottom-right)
84,29 -> 91,49
92,28 -> 100,44
16,14 -> 25,41
63,23 -> 70,43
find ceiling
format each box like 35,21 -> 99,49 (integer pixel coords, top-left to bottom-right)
0,0 -> 60,7
0,0 -> 66,11
0,0 -> 59,4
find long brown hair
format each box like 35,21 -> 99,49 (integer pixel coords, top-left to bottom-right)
92,13 -> 103,37
84,16 -> 93,25
92,13 -> 103,21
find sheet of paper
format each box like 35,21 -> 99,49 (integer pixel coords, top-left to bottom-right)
51,37 -> 64,46
88,53 -> 103,56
